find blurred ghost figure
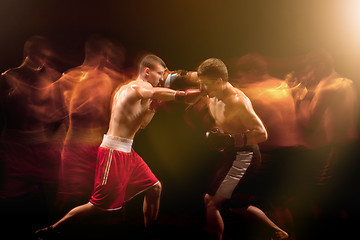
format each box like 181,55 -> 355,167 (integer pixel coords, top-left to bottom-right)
287,50 -> 358,189
231,53 -> 302,150
230,53 -> 301,238
286,49 -> 359,239
290,49 -> 358,149
0,36 -> 66,210
56,36 -> 126,212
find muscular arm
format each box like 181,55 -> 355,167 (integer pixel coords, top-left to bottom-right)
140,109 -> 156,129
232,117 -> 268,147
132,81 -> 179,101
152,87 -> 178,101
129,80 -> 182,130
229,97 -> 268,147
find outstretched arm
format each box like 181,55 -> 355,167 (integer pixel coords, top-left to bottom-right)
132,81 -> 203,103
132,81 -> 179,101
152,87 -> 180,101
152,87 -> 204,103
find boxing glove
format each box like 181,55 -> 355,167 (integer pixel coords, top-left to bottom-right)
162,70 -> 200,90
205,128 -> 234,152
175,89 -> 205,103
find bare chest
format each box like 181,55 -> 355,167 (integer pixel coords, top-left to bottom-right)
208,97 -> 248,133
208,98 -> 228,126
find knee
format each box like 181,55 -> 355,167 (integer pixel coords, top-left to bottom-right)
154,181 -> 162,193
204,193 -> 211,206
148,181 -> 162,197
204,193 -> 217,209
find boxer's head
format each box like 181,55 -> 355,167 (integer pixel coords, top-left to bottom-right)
139,54 -> 166,87
23,35 -> 54,69
197,58 -> 228,97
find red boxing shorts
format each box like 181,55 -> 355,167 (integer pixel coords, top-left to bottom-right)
89,135 -> 159,211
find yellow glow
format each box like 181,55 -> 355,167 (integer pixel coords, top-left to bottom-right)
342,0 -> 360,40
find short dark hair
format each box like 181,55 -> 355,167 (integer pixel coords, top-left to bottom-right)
197,58 -> 228,82
139,54 -> 166,72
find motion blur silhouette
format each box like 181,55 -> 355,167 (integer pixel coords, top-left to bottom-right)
0,35 -> 66,219
56,36 -> 126,213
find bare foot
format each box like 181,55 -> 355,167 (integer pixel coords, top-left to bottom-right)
272,229 -> 289,240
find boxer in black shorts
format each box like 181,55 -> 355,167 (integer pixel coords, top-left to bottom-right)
206,139 -> 261,203
198,58 -> 288,240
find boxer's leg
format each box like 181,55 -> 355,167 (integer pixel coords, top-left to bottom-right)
230,206 -> 289,240
35,202 -> 101,239
143,181 -> 162,227
204,193 -> 227,240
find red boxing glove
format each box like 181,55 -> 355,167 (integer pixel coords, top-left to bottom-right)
175,89 -> 205,103
149,98 -> 165,111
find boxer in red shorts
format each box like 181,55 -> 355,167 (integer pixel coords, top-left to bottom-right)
35,54 -> 202,239
89,135 -> 159,211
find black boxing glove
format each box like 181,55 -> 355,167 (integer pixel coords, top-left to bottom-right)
205,128 -> 235,152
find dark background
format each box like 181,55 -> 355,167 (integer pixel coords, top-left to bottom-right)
1,0 -> 360,239
1,0 -> 360,77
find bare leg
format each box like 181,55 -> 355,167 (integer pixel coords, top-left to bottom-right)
52,202 -> 100,230
143,181 -> 162,227
35,202 -> 101,239
204,193 -> 227,240
230,205 -> 289,240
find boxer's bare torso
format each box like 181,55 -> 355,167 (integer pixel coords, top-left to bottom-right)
107,78 -> 178,139
207,82 -> 267,146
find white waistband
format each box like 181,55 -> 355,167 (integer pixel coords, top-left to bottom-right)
100,135 -> 133,153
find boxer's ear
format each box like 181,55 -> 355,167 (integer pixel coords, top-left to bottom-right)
144,67 -> 150,77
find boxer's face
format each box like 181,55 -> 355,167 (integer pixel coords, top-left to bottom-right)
200,76 -> 221,98
146,63 -> 165,87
